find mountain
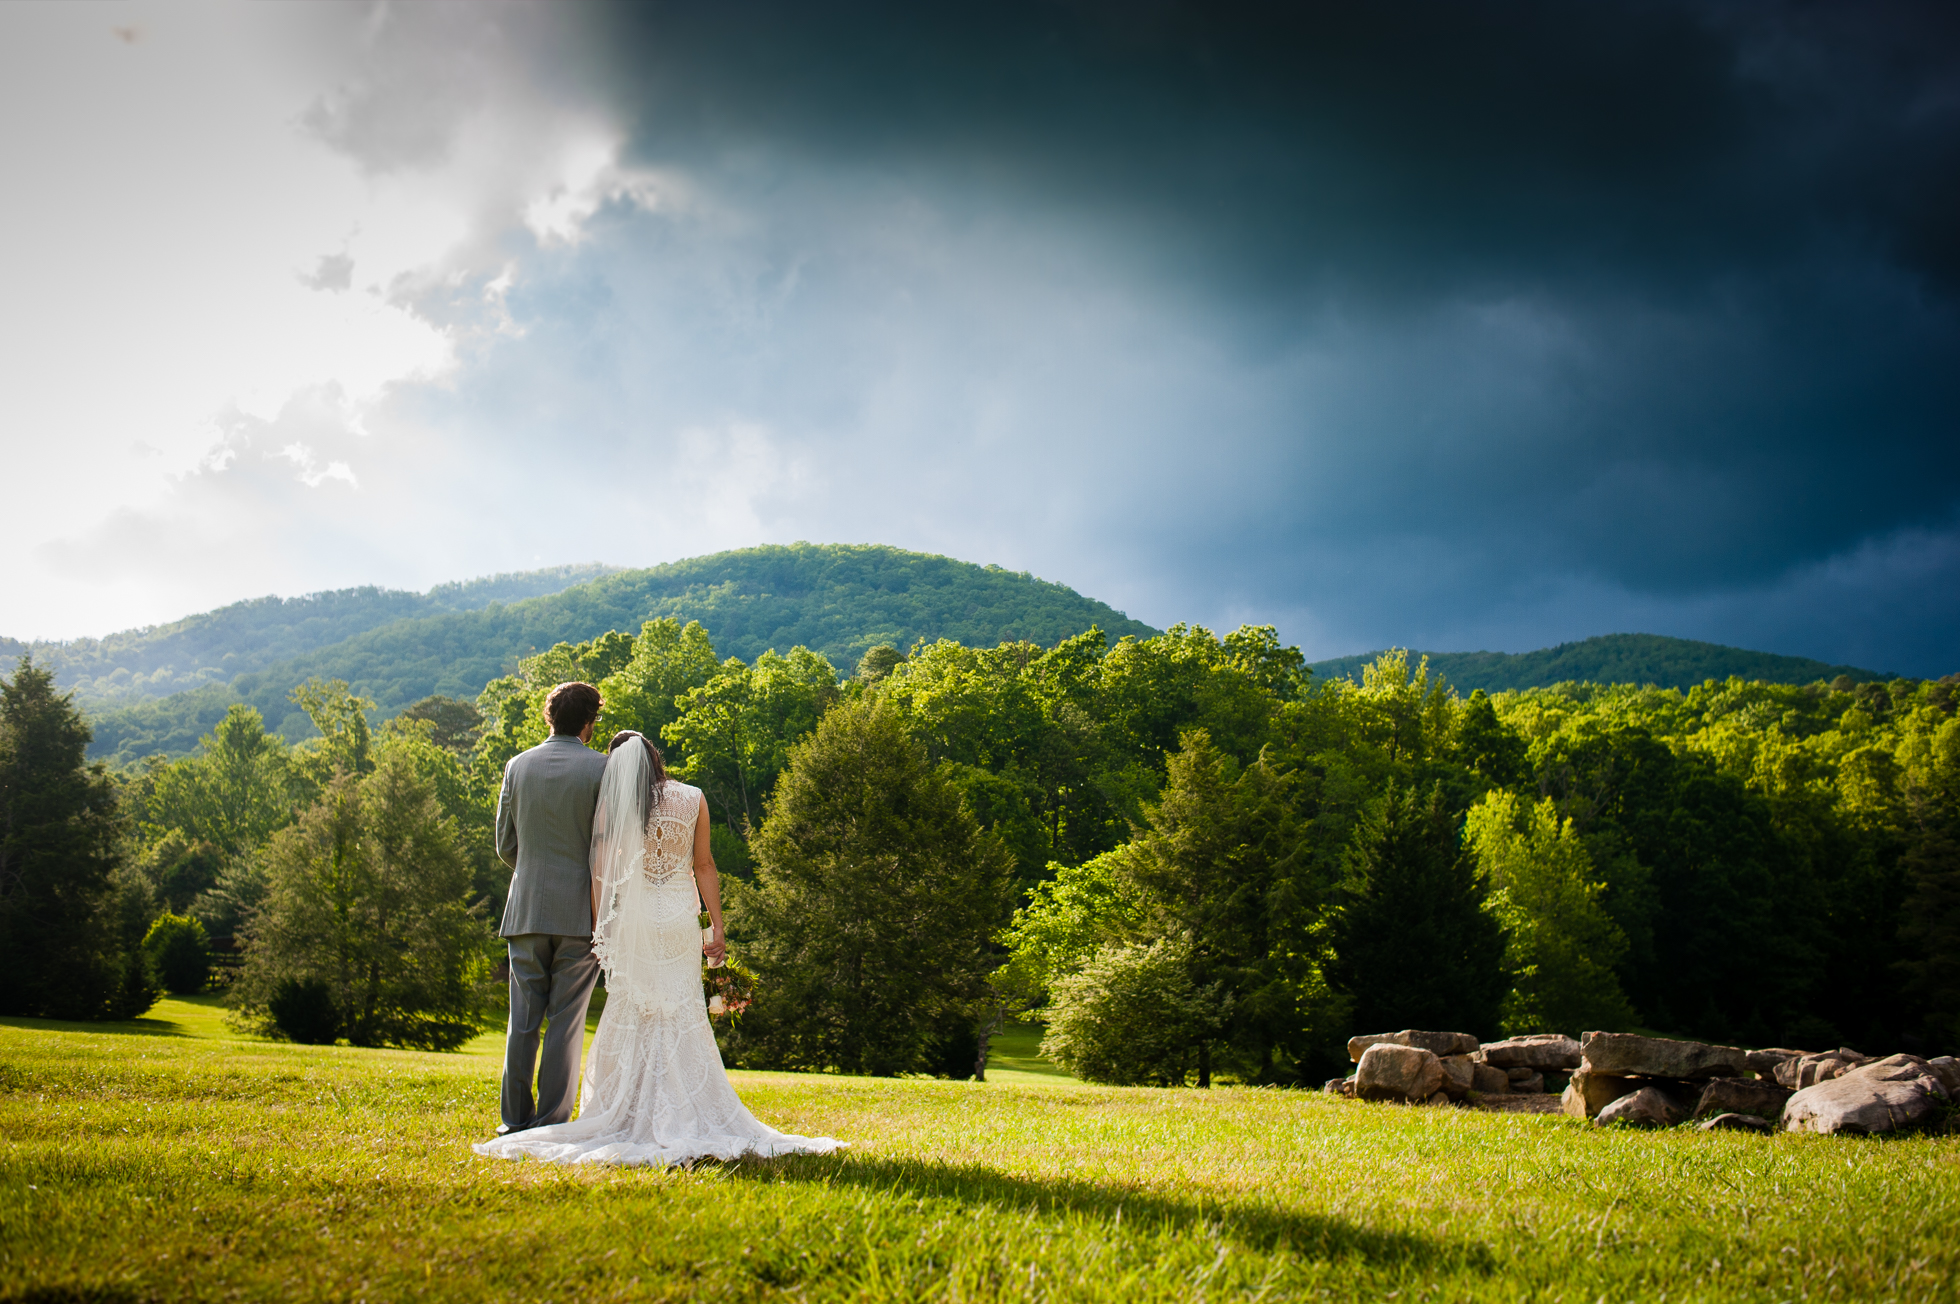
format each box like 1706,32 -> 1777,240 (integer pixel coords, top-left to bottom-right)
1308,633 -> 1890,694
2,564 -> 615,710
80,543 -> 1160,763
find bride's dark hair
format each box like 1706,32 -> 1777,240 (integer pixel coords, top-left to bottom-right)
606,730 -> 668,821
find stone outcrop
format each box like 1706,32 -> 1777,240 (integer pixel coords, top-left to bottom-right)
1595,1087 -> 1686,1128
1348,1029 -> 1480,1061
1480,1034 -> 1582,1070
1506,1068 -> 1546,1094
1744,1047 -> 1808,1078
1579,1031 -> 1749,1079
1472,1062 -> 1511,1095
1700,1112 -> 1774,1133
1774,1049 -> 1871,1089
1346,1033 -> 1397,1062
1562,1066 -> 1639,1119
1355,1043 -> 1446,1102
1693,1076 -> 1792,1122
1784,1055 -> 1950,1135
1928,1056 -> 1960,1095
1438,1055 -> 1477,1099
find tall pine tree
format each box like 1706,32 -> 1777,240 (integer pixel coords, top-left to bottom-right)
1329,782 -> 1509,1039
0,657 -> 151,1020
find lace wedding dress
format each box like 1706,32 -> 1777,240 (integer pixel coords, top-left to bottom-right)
474,754 -> 840,1168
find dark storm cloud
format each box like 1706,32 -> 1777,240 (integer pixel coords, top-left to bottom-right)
549,1 -> 1960,667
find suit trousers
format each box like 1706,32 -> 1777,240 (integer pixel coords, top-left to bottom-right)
501,933 -> 601,1131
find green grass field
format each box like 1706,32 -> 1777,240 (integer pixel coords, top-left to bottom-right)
2,1001 -> 1955,1302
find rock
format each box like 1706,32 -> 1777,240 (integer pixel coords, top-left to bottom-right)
1927,1056 -> 1960,1096
1347,1033 -> 1397,1063
1595,1086 -> 1686,1128
1579,1031 -> 1749,1079
1424,1091 -> 1451,1107
1848,1052 -> 1935,1080
1784,1070 -> 1949,1135
1322,1077 -> 1347,1094
1438,1054 -> 1477,1099
1507,1070 -> 1546,1095
1355,1043 -> 1445,1103
1391,1030 -> 1482,1058
1562,1066 -> 1640,1118
1700,1112 -> 1774,1133
1472,1062 -> 1510,1095
1744,1047 -> 1809,1078
1774,1048 -> 1872,1090
1341,1075 -> 1357,1099
1481,1034 -> 1582,1070
1694,1076 -> 1792,1121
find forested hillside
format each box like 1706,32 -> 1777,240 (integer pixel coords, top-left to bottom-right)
2,564 -> 613,710
1310,633 -> 1884,694
83,544 -> 1159,763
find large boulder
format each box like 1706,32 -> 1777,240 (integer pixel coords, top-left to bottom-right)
1438,1054 -> 1477,1099
1347,1033 -> 1397,1062
1355,1043 -> 1446,1102
1595,1087 -> 1686,1128
1506,1068 -> 1547,1094
1774,1048 -> 1871,1090
1928,1056 -> 1960,1096
1481,1034 -> 1582,1070
1579,1031 -> 1749,1079
1784,1061 -> 1949,1135
1694,1076 -> 1792,1122
1472,1062 -> 1511,1095
1745,1047 -> 1809,1078
1562,1067 -> 1638,1119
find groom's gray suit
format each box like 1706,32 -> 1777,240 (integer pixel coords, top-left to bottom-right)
495,732 -> 609,1132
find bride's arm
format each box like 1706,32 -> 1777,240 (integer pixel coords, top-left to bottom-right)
693,793 -> 727,965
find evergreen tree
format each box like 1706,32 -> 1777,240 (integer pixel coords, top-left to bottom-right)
228,752 -> 495,1050
726,699 -> 1013,1075
1329,782 -> 1509,1039
0,657 -> 151,1020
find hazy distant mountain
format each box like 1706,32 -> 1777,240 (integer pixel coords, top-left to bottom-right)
1309,633 -> 1890,694
1,564 -> 616,710
81,543 -> 1159,763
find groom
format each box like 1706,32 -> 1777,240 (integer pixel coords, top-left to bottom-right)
493,680 -> 609,1134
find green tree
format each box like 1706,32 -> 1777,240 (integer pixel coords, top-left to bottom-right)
667,647 -> 841,834
725,699 -> 1013,1076
1328,782 -> 1509,1040
1464,790 -> 1636,1035
229,752 -> 495,1050
0,657 -> 151,1020
595,618 -> 721,747
395,696 -> 484,754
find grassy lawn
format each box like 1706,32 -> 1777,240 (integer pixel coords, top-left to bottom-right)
2,1004 -> 1956,1302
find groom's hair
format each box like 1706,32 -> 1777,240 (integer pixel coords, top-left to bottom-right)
544,681 -> 603,736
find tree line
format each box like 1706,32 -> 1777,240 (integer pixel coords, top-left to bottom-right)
2,619 -> 1953,1087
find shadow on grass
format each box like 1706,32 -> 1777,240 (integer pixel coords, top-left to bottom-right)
0,1014 -> 194,1040
726,1152 -> 1493,1271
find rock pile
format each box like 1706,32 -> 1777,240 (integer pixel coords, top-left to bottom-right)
1327,1027 -> 1959,1136
1559,1032 -> 1960,1136
1326,1030 -> 1580,1106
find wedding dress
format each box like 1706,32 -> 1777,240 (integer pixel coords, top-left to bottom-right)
473,744 -> 840,1167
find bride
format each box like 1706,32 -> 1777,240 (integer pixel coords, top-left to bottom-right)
474,730 -> 842,1167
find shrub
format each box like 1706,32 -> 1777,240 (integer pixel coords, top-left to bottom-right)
1040,938 -> 1225,1086
142,912 -> 211,995
268,977 -> 339,1045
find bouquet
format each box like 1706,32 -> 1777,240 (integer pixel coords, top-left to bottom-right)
700,910 -> 755,1020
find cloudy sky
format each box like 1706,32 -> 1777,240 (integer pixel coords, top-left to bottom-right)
3,2 -> 1956,673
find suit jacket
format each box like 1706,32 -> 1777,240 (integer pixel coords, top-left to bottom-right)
496,733 -> 609,938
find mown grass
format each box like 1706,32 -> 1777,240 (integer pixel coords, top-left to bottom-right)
1,1002 -> 1955,1302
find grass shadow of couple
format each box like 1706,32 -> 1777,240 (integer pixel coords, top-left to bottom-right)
713,1148 -> 1494,1273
